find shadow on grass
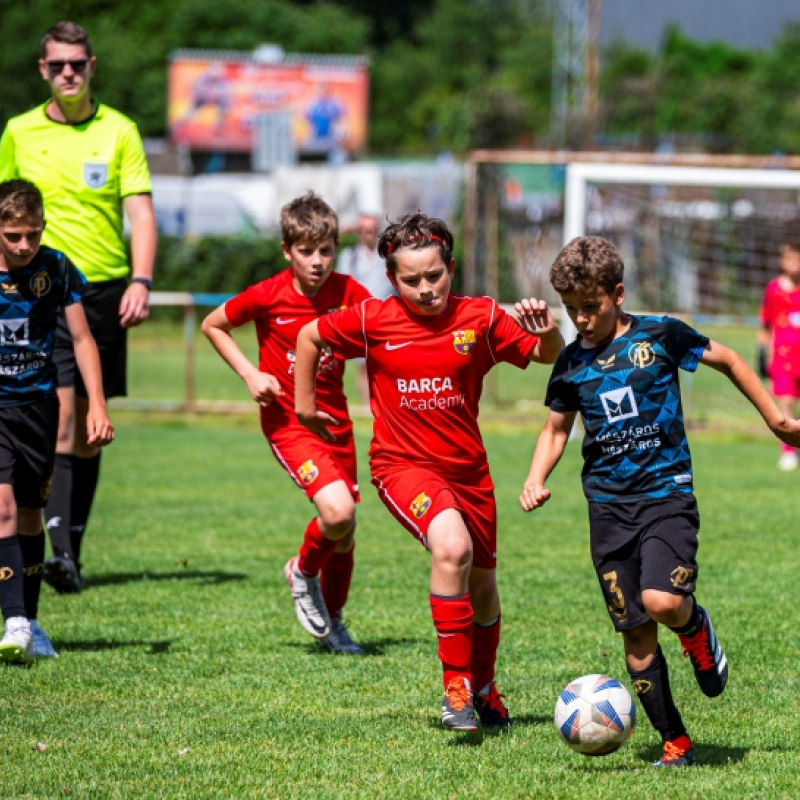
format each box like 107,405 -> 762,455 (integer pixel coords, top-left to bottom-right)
49,639 -> 173,655
285,636 -> 428,656
426,712 -> 550,746
509,712 -> 552,727
82,570 -> 247,588
635,742 -> 748,766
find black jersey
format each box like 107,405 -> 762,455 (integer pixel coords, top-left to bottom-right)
0,246 -> 86,406
546,315 -> 709,503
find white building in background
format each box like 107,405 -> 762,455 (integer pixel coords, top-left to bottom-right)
150,159 -> 465,237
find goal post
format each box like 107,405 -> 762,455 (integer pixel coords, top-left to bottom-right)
465,150 -> 800,417
565,162 -> 800,241
465,150 -> 800,320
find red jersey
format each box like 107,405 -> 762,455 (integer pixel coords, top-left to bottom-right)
760,278 -> 800,378
317,294 -> 539,475
225,269 -> 371,435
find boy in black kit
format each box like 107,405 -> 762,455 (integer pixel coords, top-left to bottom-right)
0,179 -> 113,661
520,236 -> 800,766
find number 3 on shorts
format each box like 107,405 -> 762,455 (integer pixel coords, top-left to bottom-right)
602,570 -> 628,623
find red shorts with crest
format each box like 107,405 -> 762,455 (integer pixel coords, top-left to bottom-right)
268,424 -> 359,502
371,463 -> 497,569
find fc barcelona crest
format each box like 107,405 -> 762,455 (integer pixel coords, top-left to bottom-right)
297,460 -> 319,486
452,329 -> 476,355
410,492 -> 432,519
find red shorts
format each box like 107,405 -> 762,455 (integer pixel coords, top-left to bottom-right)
371,463 -> 497,569
267,424 -> 359,502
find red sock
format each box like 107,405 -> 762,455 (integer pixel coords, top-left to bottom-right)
297,518 -> 337,577
429,592 -> 473,690
472,615 -> 501,694
320,544 -> 354,619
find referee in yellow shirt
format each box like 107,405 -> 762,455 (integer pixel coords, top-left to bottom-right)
0,21 -> 157,602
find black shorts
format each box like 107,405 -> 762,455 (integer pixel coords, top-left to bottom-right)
588,494 -> 700,632
0,397 -> 59,508
54,279 -> 128,399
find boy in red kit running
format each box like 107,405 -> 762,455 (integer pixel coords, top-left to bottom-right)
294,212 -> 564,731
758,240 -> 800,470
202,192 -> 371,654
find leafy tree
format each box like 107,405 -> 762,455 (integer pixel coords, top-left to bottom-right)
371,0 -> 552,154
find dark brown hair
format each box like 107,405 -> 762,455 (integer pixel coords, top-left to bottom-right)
550,236 -> 624,296
377,212 -> 453,275
279,192 -> 339,248
41,21 -> 93,59
0,180 -> 44,224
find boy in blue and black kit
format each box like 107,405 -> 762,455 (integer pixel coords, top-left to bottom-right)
520,236 -> 800,766
0,179 -> 113,662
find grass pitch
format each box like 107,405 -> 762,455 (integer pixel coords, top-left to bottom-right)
4,411 -> 800,798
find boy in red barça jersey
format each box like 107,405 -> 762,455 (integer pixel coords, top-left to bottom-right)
202,192 -> 371,654
294,212 -> 565,731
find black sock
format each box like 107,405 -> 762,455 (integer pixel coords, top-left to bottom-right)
627,645 -> 688,742
19,530 -> 45,620
44,453 -> 74,559
669,596 -> 702,637
71,453 -> 101,567
0,536 -> 26,620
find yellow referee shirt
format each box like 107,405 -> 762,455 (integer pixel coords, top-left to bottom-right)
0,101 -> 152,283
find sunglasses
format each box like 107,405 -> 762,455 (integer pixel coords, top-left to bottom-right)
2,230 -> 43,244
45,59 -> 90,75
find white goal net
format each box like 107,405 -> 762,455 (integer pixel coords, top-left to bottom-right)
464,154 -> 800,323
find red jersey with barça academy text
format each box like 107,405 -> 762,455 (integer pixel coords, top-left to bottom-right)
224,269 -> 371,436
317,294 -> 539,475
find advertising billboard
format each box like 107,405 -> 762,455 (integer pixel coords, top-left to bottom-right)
168,50 -> 369,156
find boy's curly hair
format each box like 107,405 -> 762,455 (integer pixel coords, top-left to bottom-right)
550,236 -> 624,296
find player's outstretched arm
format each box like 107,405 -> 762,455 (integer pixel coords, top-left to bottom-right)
64,303 -> 114,447
295,321 -> 338,442
701,338 -> 800,447
201,304 -> 283,407
519,409 -> 575,512
513,298 -> 565,364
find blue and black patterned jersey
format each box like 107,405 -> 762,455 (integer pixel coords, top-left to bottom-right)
546,315 -> 709,503
0,245 -> 85,407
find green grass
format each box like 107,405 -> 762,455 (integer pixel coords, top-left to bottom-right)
124,320 -> 768,434
4,412 -> 800,798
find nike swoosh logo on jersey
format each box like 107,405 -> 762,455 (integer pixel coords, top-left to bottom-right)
275,317 -> 297,325
385,341 -> 413,350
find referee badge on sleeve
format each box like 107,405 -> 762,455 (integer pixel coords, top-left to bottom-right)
84,163 -> 108,189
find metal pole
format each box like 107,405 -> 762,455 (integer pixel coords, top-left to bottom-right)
183,303 -> 196,412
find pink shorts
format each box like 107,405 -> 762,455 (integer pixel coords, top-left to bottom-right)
771,371 -> 800,399
267,424 -> 359,502
371,463 -> 497,569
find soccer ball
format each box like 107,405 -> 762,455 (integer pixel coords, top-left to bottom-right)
554,674 -> 635,756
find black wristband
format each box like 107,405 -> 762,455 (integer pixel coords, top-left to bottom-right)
131,277 -> 153,291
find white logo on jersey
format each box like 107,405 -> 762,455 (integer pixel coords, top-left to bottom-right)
84,163 -> 108,189
600,386 -> 638,423
0,318 -> 30,346
397,377 -> 453,394
275,317 -> 297,325
386,341 -> 413,351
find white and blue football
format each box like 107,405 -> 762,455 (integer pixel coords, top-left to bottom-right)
554,673 -> 635,756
